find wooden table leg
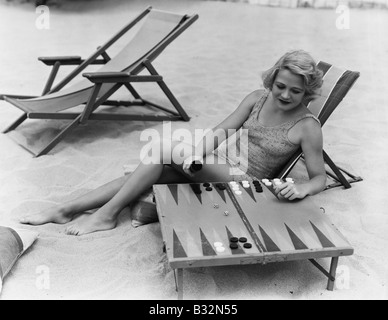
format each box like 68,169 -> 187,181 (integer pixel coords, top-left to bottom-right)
176,268 -> 184,300
327,257 -> 339,291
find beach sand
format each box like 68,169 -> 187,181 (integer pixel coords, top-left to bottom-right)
0,0 -> 387,300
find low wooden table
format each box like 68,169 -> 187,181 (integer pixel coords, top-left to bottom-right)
153,181 -> 353,299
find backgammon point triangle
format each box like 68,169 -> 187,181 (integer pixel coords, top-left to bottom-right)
168,184 -> 179,206
285,223 -> 308,250
173,229 -> 187,258
200,228 -> 217,256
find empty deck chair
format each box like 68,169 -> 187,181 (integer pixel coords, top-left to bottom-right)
0,7 -> 198,156
277,61 -> 363,189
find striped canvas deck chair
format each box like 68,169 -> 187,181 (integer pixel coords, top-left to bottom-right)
276,61 -> 363,189
0,7 -> 198,157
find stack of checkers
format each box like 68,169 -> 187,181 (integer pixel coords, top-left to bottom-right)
229,236 -> 252,249
261,178 -> 294,188
202,182 -> 212,192
229,181 -> 243,195
191,182 -> 228,195
229,180 -> 263,195
252,180 -> 263,193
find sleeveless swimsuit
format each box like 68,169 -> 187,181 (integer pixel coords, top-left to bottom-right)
214,90 -> 320,180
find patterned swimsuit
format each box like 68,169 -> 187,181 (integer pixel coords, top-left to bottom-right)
214,90 -> 320,180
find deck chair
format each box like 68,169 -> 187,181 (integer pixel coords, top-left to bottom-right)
0,7 -> 199,157
276,61 -> 363,189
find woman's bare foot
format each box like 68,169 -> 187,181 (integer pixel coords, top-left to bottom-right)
65,210 -> 118,236
19,205 -> 73,226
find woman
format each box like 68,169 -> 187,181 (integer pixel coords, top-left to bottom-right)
20,49 -> 326,235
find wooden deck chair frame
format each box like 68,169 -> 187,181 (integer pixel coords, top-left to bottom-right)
0,7 -> 199,157
276,61 -> 363,189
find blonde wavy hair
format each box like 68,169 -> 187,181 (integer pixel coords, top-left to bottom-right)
262,50 -> 323,101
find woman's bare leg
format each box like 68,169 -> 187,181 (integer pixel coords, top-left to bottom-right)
65,161 -> 171,235
19,164 -> 189,226
65,152 -> 235,236
19,176 -> 129,225
20,136 -> 236,234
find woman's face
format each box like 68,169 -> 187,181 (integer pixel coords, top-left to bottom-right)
271,69 -> 306,112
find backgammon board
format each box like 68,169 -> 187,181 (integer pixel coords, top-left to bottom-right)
153,180 -> 353,298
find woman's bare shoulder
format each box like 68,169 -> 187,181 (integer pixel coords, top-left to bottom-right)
248,88 -> 266,100
241,89 -> 267,108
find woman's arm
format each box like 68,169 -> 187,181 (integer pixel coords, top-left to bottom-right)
181,90 -> 263,175
301,119 -> 327,195
276,118 -> 326,200
194,90 -> 264,157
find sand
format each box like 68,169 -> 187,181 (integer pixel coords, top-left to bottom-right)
0,0 -> 387,300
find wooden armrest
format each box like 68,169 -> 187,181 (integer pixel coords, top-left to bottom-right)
38,56 -> 83,66
38,56 -> 106,66
83,72 -> 163,83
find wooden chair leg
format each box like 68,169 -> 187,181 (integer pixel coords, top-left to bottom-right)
323,150 -> 352,189
35,115 -> 82,157
143,60 -> 190,121
80,83 -> 103,125
158,80 -> 190,121
2,113 -> 28,133
42,61 -> 61,95
124,83 -> 142,100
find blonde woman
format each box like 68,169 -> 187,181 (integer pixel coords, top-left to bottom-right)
20,50 -> 326,235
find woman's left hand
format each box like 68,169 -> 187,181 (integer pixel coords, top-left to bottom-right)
274,182 -> 308,201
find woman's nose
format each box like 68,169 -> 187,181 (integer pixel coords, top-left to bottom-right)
281,90 -> 291,100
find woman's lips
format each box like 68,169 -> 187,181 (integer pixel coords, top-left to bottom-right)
279,98 -> 291,105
